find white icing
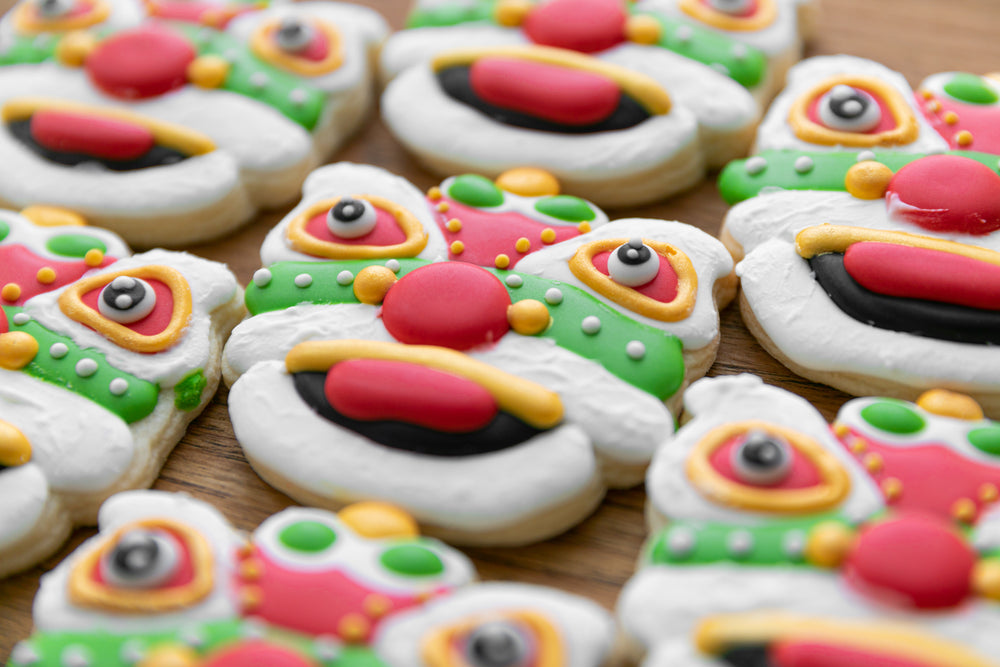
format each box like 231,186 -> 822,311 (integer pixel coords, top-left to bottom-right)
0,462 -> 49,551
0,208 -> 131,261
379,23 -> 531,83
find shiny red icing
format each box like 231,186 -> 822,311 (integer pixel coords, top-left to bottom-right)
844,514 -> 975,610
324,359 -> 498,432
772,641 -> 937,667
592,250 -> 679,301
522,0 -> 627,53
80,277 -> 174,337
807,87 -> 897,134
86,26 -> 196,99
146,0 -> 256,26
843,242 -> 1000,310
919,93 -> 1000,155
432,197 -> 582,268
0,245 -> 115,306
708,434 -> 822,489
469,57 -> 621,126
30,110 -> 155,161
381,262 -> 511,350
91,529 -> 196,589
0,308 -> 8,334
886,155 -> 1000,236
202,642 -> 315,667
304,206 -> 406,247
283,26 -> 330,62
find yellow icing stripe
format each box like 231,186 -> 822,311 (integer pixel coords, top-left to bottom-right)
432,45 -> 672,116
285,340 -> 564,429
422,610 -> 565,667
679,0 -> 777,31
251,18 -> 344,76
13,0 -> 110,33
2,98 -> 216,157
20,205 -> 87,227
796,224 -> 1000,268
0,419 -> 31,468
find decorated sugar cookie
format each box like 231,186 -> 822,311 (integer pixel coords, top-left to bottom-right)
618,374 -> 1000,664
0,0 -> 143,47
7,491 -> 617,667
0,249 -> 242,577
916,72 -> 1000,155
0,7 -> 386,247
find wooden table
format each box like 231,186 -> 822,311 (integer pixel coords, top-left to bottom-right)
2,0 -> 998,658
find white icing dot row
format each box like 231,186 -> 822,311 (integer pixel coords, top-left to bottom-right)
294,273 -> 313,288
504,274 -> 523,288
544,287 -> 563,305
252,268 -> 272,287
337,270 -> 354,286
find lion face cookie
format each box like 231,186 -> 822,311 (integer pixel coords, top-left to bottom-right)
618,374 -> 1000,664
0,248 -> 242,577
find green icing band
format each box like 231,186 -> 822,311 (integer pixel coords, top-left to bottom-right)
0,218 -> 9,242
3,306 -> 159,424
0,33 -> 59,66
173,369 -> 207,411
406,0 -> 497,28
718,149 -> 1000,204
246,259 -> 685,400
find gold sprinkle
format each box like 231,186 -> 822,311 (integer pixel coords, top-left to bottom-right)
577,222 -> 591,234
446,218 -> 462,233
881,477 -> 903,502
450,241 -> 465,255
952,498 -> 977,523
863,452 -> 883,473
1,283 -> 21,302
540,228 -> 556,244
972,560 -> 1000,600
436,201 -> 450,213
981,484 -> 999,503
833,422 -> 850,437
849,437 -> 867,454
339,613 -> 371,642
625,14 -> 662,45
240,585 -> 263,611
956,130 -> 974,147
238,558 -> 263,581
943,111 -> 960,125
804,522 -> 855,569
36,267 -> 56,284
926,100 -> 942,113
84,248 -> 104,267
427,186 -> 442,201
494,254 -> 511,269
364,594 -> 392,618
920,89 -> 934,100
237,542 -> 254,559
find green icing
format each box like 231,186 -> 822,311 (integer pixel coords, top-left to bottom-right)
944,73 -> 999,105
860,400 -> 925,435
279,520 -> 337,552
969,426 -> 1000,456
718,149 -> 1000,204
3,306 -> 158,424
534,195 -> 596,222
0,219 -> 9,243
447,174 -> 505,208
406,0 -> 497,28
45,234 -> 107,258
173,369 -> 207,411
380,543 -> 444,576
245,259 -> 685,400
0,33 -> 59,66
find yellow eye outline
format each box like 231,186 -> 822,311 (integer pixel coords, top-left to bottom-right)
421,609 -> 565,667
250,16 -> 344,77
679,0 -> 777,32
13,0 -> 110,34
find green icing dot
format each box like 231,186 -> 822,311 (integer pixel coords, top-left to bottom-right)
0,219 -> 9,242
944,73 -> 999,105
380,544 -> 444,576
279,521 -> 337,552
174,369 -> 207,411
45,234 -> 107,258
970,427 -> 1000,455
860,401 -> 925,435
447,174 -> 504,207
534,195 -> 596,222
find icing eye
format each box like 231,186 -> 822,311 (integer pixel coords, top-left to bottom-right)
731,430 -> 793,485
97,275 -> 156,323
46,233 -> 106,258
607,238 -> 659,287
706,0 -> 753,14
817,85 -> 882,132
380,544 -> 445,577
100,528 -> 180,589
274,16 -> 315,52
534,195 -> 595,222
860,401 -> 925,435
969,427 -> 1000,456
34,0 -> 74,18
326,197 -> 378,239
943,73 -> 999,105
447,174 -> 505,208
465,621 -> 531,667
278,519 -> 338,553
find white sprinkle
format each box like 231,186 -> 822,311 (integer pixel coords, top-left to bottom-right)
10,642 -> 40,666
32,34 -> 51,49
504,274 -> 523,288
294,273 -> 313,288
856,150 -> 877,162
289,88 -> 308,105
711,63 -> 730,76
794,156 -> 814,174
544,288 -> 563,305
581,315 -> 601,334
111,276 -> 135,290
314,636 -> 341,661
252,268 -> 272,287
249,72 -> 269,89
675,25 -> 693,42
49,342 -> 68,359
745,156 -> 768,175
180,626 -> 205,648
728,530 -> 754,557
841,99 -> 863,116
830,84 -> 854,101
242,618 -> 267,639
12,312 -> 30,325
784,530 -> 807,559
75,358 -> 98,378
731,43 -> 748,60
115,293 -> 133,309
385,259 -> 401,273
119,640 -> 145,665
626,340 -> 646,360
667,526 -> 695,556
336,270 -> 354,286
109,378 -> 129,396
61,646 -> 91,667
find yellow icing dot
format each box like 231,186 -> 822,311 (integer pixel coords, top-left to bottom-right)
436,201 -> 450,213
943,111 -> 960,125
238,558 -> 263,581
239,585 -> 263,611
84,248 -> 104,267
832,422 -> 850,437
352,266 -> 397,305
0,420 -> 31,468
577,222 -> 591,234
848,436 -> 867,454
136,645 -> 199,667
495,167 -> 560,197
507,299 -> 550,335
36,267 -> 56,284
450,240 -> 465,255
540,228 -> 557,244
804,522 -> 854,569
20,205 -> 86,227
427,186 -> 442,201
200,8 -> 225,28
187,54 -> 230,89
446,218 -> 462,233
863,452 -> 883,474
339,613 -> 371,642
916,389 -> 984,421
338,502 -> 419,539
625,14 -> 662,45
1,283 -> 21,302
844,161 -> 893,200
515,237 -> 531,253
364,594 -> 393,618
981,483 -> 999,503
952,498 -> 977,523
881,477 -> 903,502
956,130 -> 975,147
494,254 -> 511,269
493,0 -> 532,27
919,89 -> 934,100
926,100 -> 942,113
56,31 -> 97,67
972,560 -> 1000,601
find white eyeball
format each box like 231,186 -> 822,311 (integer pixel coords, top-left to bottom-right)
465,621 -> 531,667
97,276 -> 156,324
731,431 -> 793,486
100,528 -> 181,589
34,0 -> 74,18
326,197 -> 378,239
707,0 -> 754,15
817,85 -> 882,132
607,238 -> 659,287
274,16 -> 315,52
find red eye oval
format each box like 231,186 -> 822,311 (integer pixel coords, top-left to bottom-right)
81,276 -> 174,336
709,431 -> 821,490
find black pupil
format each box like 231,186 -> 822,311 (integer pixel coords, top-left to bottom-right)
102,278 -> 145,311
37,0 -> 65,14
112,533 -> 159,578
279,21 -> 306,43
830,88 -> 869,119
616,242 -> 651,266
333,198 -> 365,223
468,623 -> 525,667
740,436 -> 784,470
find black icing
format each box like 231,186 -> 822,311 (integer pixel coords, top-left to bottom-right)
828,87 -> 871,121
437,65 -> 650,134
720,646 -> 773,667
739,434 -> 785,471
292,371 -> 546,456
332,198 -> 366,222
102,278 -> 148,311
8,119 -> 189,171
808,253 -> 1000,345
617,239 -> 653,265
110,531 -> 160,580
466,622 -> 528,667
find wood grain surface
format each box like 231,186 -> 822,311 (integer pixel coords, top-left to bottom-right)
2,0 -> 999,658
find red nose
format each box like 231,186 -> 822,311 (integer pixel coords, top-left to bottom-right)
86,26 -> 196,100
523,0 -> 627,53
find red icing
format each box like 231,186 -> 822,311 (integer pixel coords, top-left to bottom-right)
708,434 -> 822,490
844,514 -> 975,610
919,93 -> 1000,154
90,529 -> 196,590
522,0 -> 627,53
772,641 -> 938,667
324,359 -> 498,432
843,242 -> 1000,310
885,155 -> 1000,236
0,245 -> 115,306
79,277 -> 175,337
431,196 -> 582,268
202,642 -> 315,667
146,0 -> 257,26
699,0 -> 759,18
807,87 -> 897,135
469,57 -> 621,126
592,250 -> 679,302
381,263 -> 511,351
30,110 -> 154,161
304,206 -> 406,248
284,26 -> 330,62
86,26 -> 196,100
0,308 -> 8,334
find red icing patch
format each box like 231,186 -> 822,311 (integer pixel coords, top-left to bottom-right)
806,87 -> 898,135
708,434 -> 822,490
304,206 -> 407,247
592,250 -> 679,301
79,278 -> 175,337
432,196 -> 582,268
86,26 -> 196,100
202,642 -> 315,667
381,262 -> 511,350
0,244 -> 115,306
91,529 -> 196,590
919,93 -> 1000,155
469,57 -> 621,126
844,514 -> 975,610
30,110 -> 155,161
522,0 -> 627,53
772,641 -> 939,667
843,242 -> 1000,310
886,155 -> 1000,236
324,358 -> 498,432
146,0 -> 256,26
286,26 -> 330,62
0,308 -> 8,334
